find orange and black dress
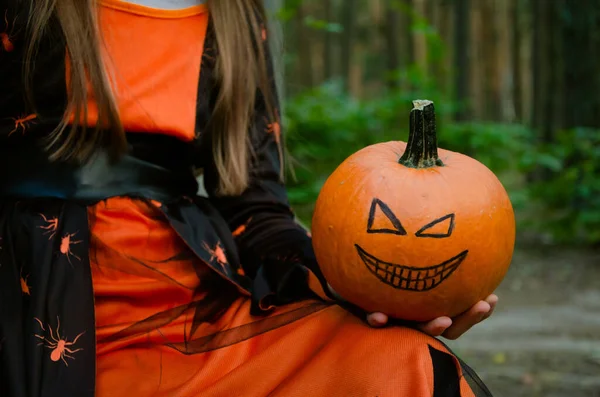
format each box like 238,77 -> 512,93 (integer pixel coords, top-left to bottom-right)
0,1 -> 493,396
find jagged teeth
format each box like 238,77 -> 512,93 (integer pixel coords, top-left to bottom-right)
355,245 -> 468,292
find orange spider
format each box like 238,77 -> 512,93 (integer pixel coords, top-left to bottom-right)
39,213 -> 58,240
149,199 -> 163,208
8,113 -> 37,136
203,241 -> 228,272
60,232 -> 82,266
34,317 -> 85,367
264,108 -> 281,144
20,268 -> 31,296
1,10 -> 16,53
232,217 -> 252,237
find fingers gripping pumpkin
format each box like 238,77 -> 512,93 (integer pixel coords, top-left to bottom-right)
312,100 -> 516,322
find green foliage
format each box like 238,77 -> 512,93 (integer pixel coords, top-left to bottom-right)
440,122 -> 534,172
276,0 -> 600,246
284,85 -> 600,246
302,16 -> 343,33
522,128 -> 600,245
284,80 -> 529,224
284,82 -> 385,215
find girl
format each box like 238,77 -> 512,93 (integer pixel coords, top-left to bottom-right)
0,0 -> 497,396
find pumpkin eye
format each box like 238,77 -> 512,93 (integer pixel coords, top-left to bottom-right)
367,198 -> 407,235
415,214 -> 455,238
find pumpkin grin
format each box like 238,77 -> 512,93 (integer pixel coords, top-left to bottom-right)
355,244 -> 468,292
313,100 -> 516,321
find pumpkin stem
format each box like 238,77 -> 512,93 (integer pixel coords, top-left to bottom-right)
398,100 -> 444,168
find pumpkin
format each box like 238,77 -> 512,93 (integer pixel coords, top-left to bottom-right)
311,100 -> 515,322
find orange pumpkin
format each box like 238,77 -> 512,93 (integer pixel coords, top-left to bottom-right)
311,100 -> 515,322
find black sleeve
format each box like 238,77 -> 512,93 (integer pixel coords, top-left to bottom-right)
201,23 -> 333,313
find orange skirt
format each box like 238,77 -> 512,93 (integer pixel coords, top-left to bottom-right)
90,197 -> 485,397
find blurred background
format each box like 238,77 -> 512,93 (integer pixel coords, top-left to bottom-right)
264,0 -> 600,396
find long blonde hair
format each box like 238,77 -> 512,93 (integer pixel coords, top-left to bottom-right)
25,0 -> 275,195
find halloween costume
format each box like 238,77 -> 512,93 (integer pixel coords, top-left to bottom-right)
0,1 -> 493,396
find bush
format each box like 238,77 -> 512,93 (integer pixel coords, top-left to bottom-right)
283,84 -> 600,246
523,128 -> 600,245
284,84 -> 530,223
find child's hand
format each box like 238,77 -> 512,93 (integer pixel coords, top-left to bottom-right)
326,283 -> 497,340
366,294 -> 498,339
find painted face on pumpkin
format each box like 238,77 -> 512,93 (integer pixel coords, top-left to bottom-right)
354,198 -> 469,292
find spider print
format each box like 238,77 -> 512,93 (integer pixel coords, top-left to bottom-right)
1,9 -> 17,53
264,108 -> 281,144
60,232 -> 82,266
34,317 -> 85,367
20,268 -> 31,296
39,213 -> 58,239
149,199 -> 163,208
203,241 -> 228,273
8,114 -> 37,136
232,217 -> 252,237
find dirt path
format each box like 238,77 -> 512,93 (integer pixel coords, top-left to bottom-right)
446,247 -> 600,397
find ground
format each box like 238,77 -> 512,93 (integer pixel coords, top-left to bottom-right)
446,246 -> 600,397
